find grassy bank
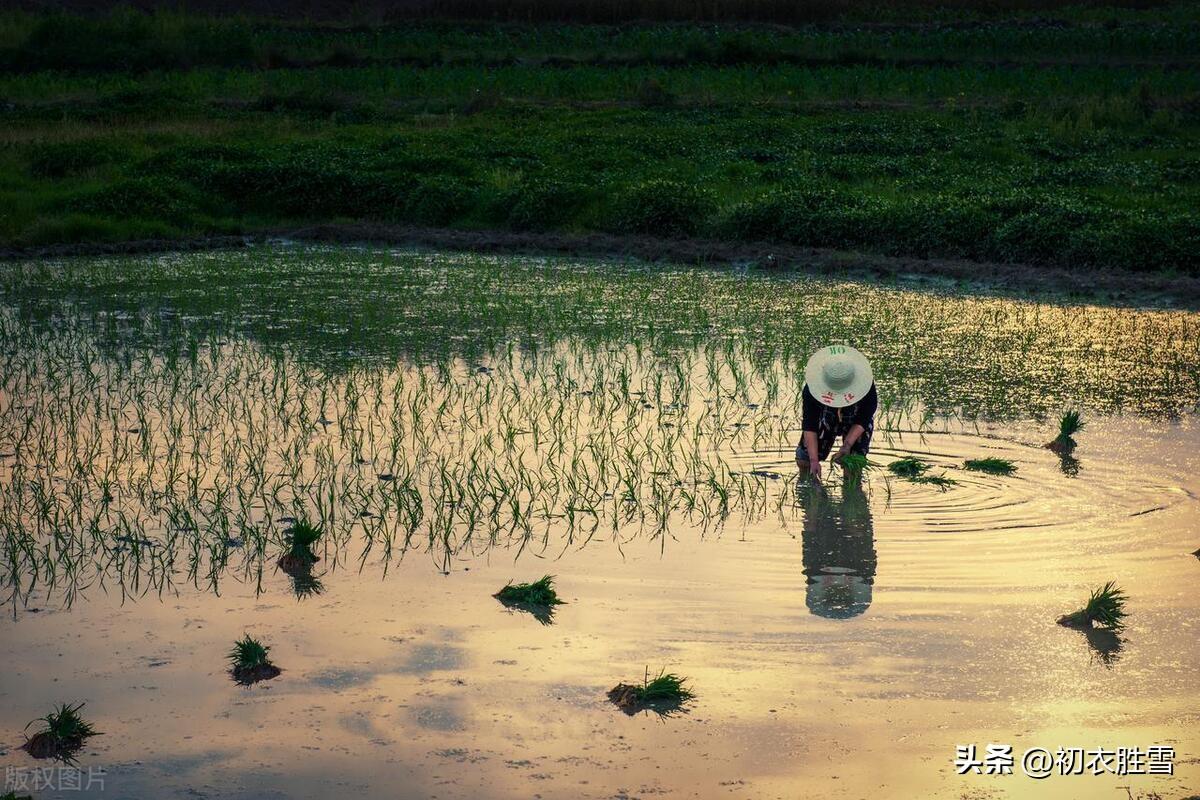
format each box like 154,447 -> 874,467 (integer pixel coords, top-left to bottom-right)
2,6 -> 1199,273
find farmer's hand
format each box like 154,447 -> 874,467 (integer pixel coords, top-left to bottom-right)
808,460 -> 823,480
831,447 -> 849,465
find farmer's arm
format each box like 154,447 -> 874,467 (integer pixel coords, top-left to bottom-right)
798,386 -> 824,478
834,384 -> 878,460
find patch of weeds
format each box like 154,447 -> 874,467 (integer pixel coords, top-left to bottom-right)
22,702 -> 99,761
228,633 -> 282,685
494,575 -> 564,624
963,457 -> 1017,475
608,667 -> 695,716
1058,581 -> 1128,631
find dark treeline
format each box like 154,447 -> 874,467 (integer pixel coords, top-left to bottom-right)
10,0 -> 1176,24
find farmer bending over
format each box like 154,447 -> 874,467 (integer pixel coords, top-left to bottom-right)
795,345 -> 877,480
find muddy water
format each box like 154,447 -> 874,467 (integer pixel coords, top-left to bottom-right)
1,247 -> 1198,800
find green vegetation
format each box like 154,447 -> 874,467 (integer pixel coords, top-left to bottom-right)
495,575 -> 564,606
1,7 -> 1198,275
887,456 -> 958,488
2,248 -> 1199,605
228,634 -> 282,684
838,454 -> 878,474
963,457 -> 1018,475
608,667 -> 695,714
1048,408 -> 1086,451
22,702 -> 99,759
495,575 -> 565,624
888,457 -> 930,478
1058,581 -> 1129,630
283,518 -> 323,564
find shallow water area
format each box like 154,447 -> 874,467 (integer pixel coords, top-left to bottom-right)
1,246 -> 1197,799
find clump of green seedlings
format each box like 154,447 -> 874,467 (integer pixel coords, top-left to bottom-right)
1057,581 -> 1129,631
3,792 -> 34,800
1046,409 -> 1085,453
963,457 -> 1017,475
494,575 -> 565,624
838,453 -> 877,475
608,667 -> 696,716
278,518 -> 322,573
22,702 -> 99,760
887,456 -> 957,489
228,633 -> 282,684
888,456 -> 929,477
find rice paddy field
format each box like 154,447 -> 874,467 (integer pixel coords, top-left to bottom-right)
0,245 -> 1198,798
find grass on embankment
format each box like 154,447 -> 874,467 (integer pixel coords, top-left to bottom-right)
2,9 -> 1198,274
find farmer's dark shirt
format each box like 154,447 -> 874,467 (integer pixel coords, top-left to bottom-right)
801,382 -> 878,433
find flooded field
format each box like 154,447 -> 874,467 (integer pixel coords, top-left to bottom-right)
1,246 -> 1198,799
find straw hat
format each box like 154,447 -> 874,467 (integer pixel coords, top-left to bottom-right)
805,345 -> 873,408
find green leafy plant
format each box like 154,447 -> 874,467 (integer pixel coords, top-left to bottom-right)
228,634 -> 281,684
22,702 -> 99,760
1058,581 -> 1129,630
909,474 -> 958,489
963,457 -> 1017,475
608,667 -> 695,715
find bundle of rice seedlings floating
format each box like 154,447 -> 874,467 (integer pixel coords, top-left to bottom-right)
1057,581 -> 1128,631
22,702 -> 99,760
608,667 -> 695,716
1046,409 -> 1085,453
887,456 -> 929,478
494,575 -> 565,624
228,634 -> 282,685
278,518 -> 322,573
963,457 -> 1017,476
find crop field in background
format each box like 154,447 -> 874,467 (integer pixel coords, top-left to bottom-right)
1,4 -> 1199,273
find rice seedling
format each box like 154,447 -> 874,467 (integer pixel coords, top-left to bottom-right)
228,634 -> 282,685
494,575 -> 565,624
837,453 -> 878,475
1046,409 -> 1085,453
887,456 -> 929,478
1057,581 -> 1129,631
22,702 -> 99,760
608,667 -> 695,716
279,518 -> 322,572
2,792 -> 34,800
963,457 -> 1017,476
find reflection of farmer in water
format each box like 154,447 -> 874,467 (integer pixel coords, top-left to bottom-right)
794,345 -> 878,480
797,477 -> 877,619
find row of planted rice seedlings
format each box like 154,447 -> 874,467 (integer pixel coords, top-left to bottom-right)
0,309 -> 874,607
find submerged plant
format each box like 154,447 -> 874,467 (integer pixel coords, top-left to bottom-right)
228,634 -> 282,684
608,667 -> 695,715
963,457 -> 1017,475
22,702 -> 99,760
1058,581 -> 1129,631
909,474 -> 958,489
